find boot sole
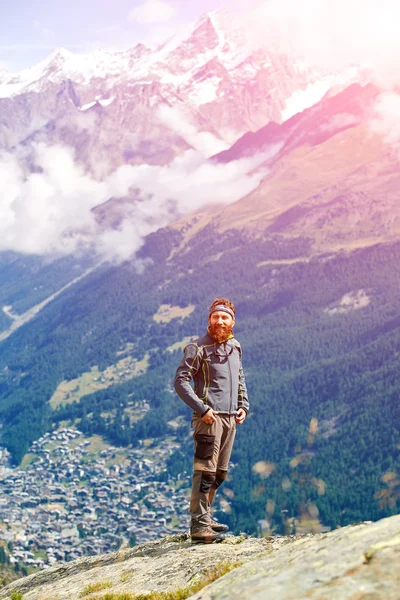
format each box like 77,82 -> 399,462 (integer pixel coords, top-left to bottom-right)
191,535 -> 224,544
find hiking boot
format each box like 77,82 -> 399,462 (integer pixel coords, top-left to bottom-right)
191,525 -> 225,544
210,519 -> 229,533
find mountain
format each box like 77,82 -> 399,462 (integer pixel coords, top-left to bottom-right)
0,10 -> 350,175
172,82 -> 399,257
0,11 -> 398,542
214,82 -> 379,164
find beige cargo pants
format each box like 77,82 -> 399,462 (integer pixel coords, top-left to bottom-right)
190,413 -> 236,531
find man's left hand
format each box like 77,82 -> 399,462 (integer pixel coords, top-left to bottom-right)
235,408 -> 246,424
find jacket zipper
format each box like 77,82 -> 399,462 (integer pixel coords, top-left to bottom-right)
227,343 -> 233,414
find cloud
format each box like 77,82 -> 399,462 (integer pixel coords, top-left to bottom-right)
0,144 -> 104,256
0,143 -> 274,263
129,0 -> 176,25
67,111 -> 99,135
156,105 -> 229,157
240,0 -> 400,88
370,92 -> 400,149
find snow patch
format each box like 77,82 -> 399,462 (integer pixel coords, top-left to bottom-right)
159,70 -> 192,86
281,67 -> 361,121
156,19 -> 199,57
324,290 -> 370,315
188,77 -> 221,105
208,10 -> 225,46
282,79 -> 336,121
79,101 -> 97,111
79,96 -> 116,111
98,96 -> 116,108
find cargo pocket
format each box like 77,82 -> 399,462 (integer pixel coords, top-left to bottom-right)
194,434 -> 215,460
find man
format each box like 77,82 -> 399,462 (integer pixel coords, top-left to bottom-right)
174,297 -> 249,543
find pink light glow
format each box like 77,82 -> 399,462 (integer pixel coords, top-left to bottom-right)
241,0 -> 400,87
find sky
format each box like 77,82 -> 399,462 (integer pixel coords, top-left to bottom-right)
3,0 -> 400,78
0,0 -> 233,71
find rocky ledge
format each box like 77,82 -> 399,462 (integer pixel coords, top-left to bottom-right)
1,515 -> 399,600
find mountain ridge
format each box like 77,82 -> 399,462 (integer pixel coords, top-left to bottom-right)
0,9 -> 357,168
168,83 -> 397,260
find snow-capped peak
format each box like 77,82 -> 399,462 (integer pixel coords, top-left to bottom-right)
48,47 -> 74,62
32,47 -> 76,76
156,9 -> 237,57
0,5 -> 362,138
0,9 -> 252,100
0,47 -> 84,97
152,8 -> 250,80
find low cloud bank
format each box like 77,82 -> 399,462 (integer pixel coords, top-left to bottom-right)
157,105 -> 229,157
0,142 -> 276,263
371,93 -> 400,149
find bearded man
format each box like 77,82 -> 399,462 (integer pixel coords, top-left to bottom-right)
174,297 -> 249,543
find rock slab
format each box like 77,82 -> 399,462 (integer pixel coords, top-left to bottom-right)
191,515 -> 400,600
1,515 -> 399,600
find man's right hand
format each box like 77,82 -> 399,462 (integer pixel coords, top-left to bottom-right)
201,408 -> 217,424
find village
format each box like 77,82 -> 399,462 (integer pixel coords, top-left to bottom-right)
0,428 -> 191,570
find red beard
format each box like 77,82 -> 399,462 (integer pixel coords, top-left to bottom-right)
208,323 -> 233,343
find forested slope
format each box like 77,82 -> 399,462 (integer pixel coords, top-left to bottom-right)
0,224 -> 398,533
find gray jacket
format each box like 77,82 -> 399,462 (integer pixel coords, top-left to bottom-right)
174,332 -> 249,416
